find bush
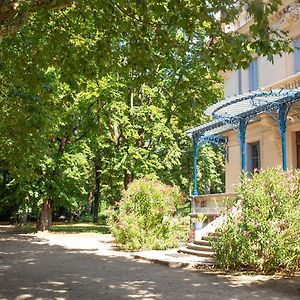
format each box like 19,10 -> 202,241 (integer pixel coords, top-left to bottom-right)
212,169 -> 300,273
106,178 -> 189,251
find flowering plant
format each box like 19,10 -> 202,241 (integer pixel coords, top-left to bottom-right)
106,178 -> 189,251
212,168 -> 300,273
194,214 -> 206,223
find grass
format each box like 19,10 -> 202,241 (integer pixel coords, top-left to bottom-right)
51,223 -> 110,234
2,222 -> 110,234
6,223 -> 37,234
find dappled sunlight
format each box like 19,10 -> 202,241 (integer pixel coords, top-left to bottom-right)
22,258 -> 37,265
30,240 -> 50,245
16,294 -> 66,300
15,294 -> 34,300
0,226 -> 299,299
110,281 -> 162,299
41,280 -> 65,286
226,275 -> 275,288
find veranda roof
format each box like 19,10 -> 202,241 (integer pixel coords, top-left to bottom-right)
186,89 -> 300,137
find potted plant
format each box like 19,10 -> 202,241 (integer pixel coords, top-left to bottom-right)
193,214 -> 206,230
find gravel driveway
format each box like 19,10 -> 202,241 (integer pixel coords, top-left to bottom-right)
0,225 -> 299,300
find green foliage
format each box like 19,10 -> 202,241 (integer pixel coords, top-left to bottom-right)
79,213 -> 93,223
197,145 -> 225,194
79,213 -> 107,224
212,169 -> 300,273
0,1 -> 290,227
107,178 -> 189,251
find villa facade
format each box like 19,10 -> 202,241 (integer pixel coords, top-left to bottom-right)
222,0 -> 300,192
189,1 -> 300,197
180,0 -> 300,256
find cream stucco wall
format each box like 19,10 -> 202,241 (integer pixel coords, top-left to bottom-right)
224,1 -> 300,98
224,113 -> 300,193
224,71 -> 238,98
222,1 -> 300,192
224,52 -> 296,98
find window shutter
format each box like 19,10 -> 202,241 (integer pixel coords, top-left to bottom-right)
238,69 -> 242,94
249,59 -> 258,91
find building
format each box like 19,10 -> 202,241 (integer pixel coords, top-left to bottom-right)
187,1 -> 300,216
181,0 -> 300,258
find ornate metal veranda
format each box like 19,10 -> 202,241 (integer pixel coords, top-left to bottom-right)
187,88 -> 300,196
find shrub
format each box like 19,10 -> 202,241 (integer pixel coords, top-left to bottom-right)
212,169 -> 300,273
106,178 -> 189,251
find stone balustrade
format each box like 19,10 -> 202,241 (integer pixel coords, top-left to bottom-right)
190,193 -> 238,220
262,72 -> 300,91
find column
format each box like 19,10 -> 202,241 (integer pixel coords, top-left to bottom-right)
239,118 -> 248,172
278,103 -> 289,171
192,134 -> 198,196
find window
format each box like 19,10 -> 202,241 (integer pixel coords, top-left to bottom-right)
249,58 -> 258,91
294,36 -> 300,73
247,142 -> 260,173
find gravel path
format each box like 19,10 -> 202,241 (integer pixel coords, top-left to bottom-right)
0,225 -> 299,300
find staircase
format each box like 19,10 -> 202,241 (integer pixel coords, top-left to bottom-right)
178,213 -> 226,260
178,199 -> 242,260
178,233 -> 216,258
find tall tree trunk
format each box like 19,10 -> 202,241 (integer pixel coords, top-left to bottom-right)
37,198 -> 53,231
87,191 -> 93,214
1,160 -> 9,198
124,171 -> 134,190
36,137 -> 68,231
92,155 -> 101,223
92,95 -> 104,223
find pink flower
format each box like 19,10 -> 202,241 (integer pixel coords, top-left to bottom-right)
243,231 -> 251,237
275,226 -> 281,233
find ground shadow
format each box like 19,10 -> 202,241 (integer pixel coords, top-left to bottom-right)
0,226 -> 299,300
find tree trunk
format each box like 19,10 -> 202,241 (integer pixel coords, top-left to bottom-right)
87,191 -> 93,214
124,171 -> 134,190
1,160 -> 9,198
37,198 -> 53,231
92,156 -> 101,223
37,137 -> 68,230
0,1 -> 74,38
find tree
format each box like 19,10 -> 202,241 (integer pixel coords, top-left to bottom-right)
0,0 -> 290,230
0,0 -> 74,37
0,69 -> 93,229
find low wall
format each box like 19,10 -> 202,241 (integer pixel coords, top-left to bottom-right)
190,193 -> 238,218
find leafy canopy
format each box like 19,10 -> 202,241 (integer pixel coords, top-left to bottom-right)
0,0 -> 290,223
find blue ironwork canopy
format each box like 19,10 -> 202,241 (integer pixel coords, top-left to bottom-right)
188,88 -> 300,196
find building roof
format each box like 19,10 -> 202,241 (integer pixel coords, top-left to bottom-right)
186,88 -> 300,138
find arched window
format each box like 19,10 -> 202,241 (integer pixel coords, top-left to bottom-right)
294,36 -> 300,73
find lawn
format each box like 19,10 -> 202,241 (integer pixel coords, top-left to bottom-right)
5,222 -> 110,234
51,223 -> 110,234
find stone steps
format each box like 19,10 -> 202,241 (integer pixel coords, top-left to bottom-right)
178,230 -> 220,259
194,239 -> 210,246
177,213 -> 226,261
178,245 -> 215,258
186,242 -> 213,252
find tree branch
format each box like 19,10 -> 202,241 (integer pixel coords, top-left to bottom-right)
0,0 -> 74,37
